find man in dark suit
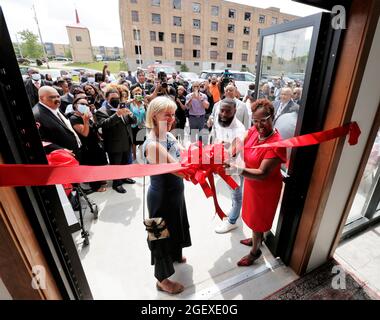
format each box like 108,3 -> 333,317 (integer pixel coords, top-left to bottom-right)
96,88 -> 137,193
24,68 -> 51,108
32,86 -> 82,159
130,69 -> 153,97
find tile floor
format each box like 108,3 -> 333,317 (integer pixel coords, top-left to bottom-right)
72,176 -> 298,300
334,223 -> 380,295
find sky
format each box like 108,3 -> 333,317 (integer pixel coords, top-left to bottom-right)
0,0 -> 323,47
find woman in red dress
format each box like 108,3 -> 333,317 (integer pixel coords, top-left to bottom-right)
231,99 -> 286,266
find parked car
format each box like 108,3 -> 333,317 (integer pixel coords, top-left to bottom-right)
179,72 -> 201,83
147,63 -> 177,79
199,70 -> 256,98
54,56 -> 70,62
42,69 -> 62,81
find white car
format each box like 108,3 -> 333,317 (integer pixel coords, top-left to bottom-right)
42,69 -> 62,81
199,70 -> 256,98
179,72 -> 201,83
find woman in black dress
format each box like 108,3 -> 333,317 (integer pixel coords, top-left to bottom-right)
69,96 -> 108,192
143,96 -> 191,294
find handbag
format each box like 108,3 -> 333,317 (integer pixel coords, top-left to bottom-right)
142,175 -> 170,241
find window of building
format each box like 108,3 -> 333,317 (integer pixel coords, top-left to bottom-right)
76,36 -> 82,42
132,10 -> 139,22
173,0 -> 181,9
152,13 -> 161,24
242,41 -> 249,50
210,37 -> 218,46
227,52 -> 233,60
211,22 -> 218,31
228,24 -> 235,33
242,53 -> 248,62
192,3 -> 201,13
154,47 -> 162,56
193,50 -> 200,58
171,33 -> 177,43
243,27 -> 250,35
244,12 -> 251,21
151,0 -> 160,6
156,60 -> 162,63
176,61 -> 181,65
193,19 -> 201,29
158,32 -> 164,41
272,17 -> 278,25
131,0 -> 137,3
227,39 -> 234,48
136,59 -> 143,64
179,34 -> 184,43
227,63 -> 232,68
259,15 -> 265,24
228,9 -> 236,18
173,16 -> 182,26
133,29 -> 141,40
150,31 -> 156,41
174,48 -> 182,57
135,45 -> 142,55
211,6 -> 219,16
210,51 -> 218,59
193,35 -> 201,45
257,28 -> 261,36
194,62 -> 200,66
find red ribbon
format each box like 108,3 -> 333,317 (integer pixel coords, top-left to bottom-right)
180,141 -> 239,220
0,122 -> 361,220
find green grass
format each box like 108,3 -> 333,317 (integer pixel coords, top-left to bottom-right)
65,61 -> 127,73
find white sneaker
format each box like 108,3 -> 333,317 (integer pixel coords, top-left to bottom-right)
215,218 -> 238,234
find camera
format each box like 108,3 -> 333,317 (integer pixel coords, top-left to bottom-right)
222,69 -> 234,88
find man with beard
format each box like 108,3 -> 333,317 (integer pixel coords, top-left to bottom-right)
211,98 -> 246,234
208,75 -> 221,103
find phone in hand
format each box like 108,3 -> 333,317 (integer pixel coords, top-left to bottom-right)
119,103 -> 126,109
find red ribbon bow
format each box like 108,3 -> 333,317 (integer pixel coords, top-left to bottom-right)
180,141 -> 239,220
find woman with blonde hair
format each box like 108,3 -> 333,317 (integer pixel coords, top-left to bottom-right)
142,96 -> 191,295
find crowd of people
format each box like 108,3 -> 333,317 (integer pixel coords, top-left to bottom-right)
24,63 -> 303,295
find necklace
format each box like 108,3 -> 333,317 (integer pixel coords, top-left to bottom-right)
258,129 -> 275,142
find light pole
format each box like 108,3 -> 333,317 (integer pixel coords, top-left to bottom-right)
32,4 -> 50,69
15,33 -> 23,59
133,25 -> 142,69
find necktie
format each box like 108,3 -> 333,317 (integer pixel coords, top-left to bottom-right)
57,111 -> 82,148
276,103 -> 285,118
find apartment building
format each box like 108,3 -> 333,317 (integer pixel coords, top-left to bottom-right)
119,0 -> 299,72
92,46 -> 124,60
44,43 -> 71,57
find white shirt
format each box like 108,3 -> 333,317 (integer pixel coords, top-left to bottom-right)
40,102 -> 82,148
212,116 -> 246,185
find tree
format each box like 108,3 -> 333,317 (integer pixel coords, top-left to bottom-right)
18,29 -> 43,59
180,63 -> 189,72
64,48 -> 72,59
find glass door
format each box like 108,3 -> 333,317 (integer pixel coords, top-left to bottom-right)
255,13 -> 344,263
343,128 -> 380,238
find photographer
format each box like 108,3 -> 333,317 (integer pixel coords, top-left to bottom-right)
146,70 -> 176,103
69,96 -> 108,193
96,88 -> 137,193
185,81 -> 209,142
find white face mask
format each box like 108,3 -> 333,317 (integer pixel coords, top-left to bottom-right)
77,104 -> 90,115
31,73 -> 41,81
88,77 -> 95,83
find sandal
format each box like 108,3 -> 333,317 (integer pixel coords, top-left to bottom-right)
240,238 -> 253,246
237,249 -> 262,267
96,187 -> 107,192
156,280 -> 184,294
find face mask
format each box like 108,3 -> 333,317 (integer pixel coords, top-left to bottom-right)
88,77 -> 95,83
31,73 -> 41,81
77,104 -> 90,114
109,98 -> 120,108
135,95 -> 144,102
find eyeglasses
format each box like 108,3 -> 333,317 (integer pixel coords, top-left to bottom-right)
252,114 -> 271,125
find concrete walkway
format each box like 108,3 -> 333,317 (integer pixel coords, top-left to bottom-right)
72,176 -> 298,300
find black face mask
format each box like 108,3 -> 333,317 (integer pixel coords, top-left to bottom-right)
110,98 -> 120,108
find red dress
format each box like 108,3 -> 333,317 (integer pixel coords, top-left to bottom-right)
242,127 -> 286,232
